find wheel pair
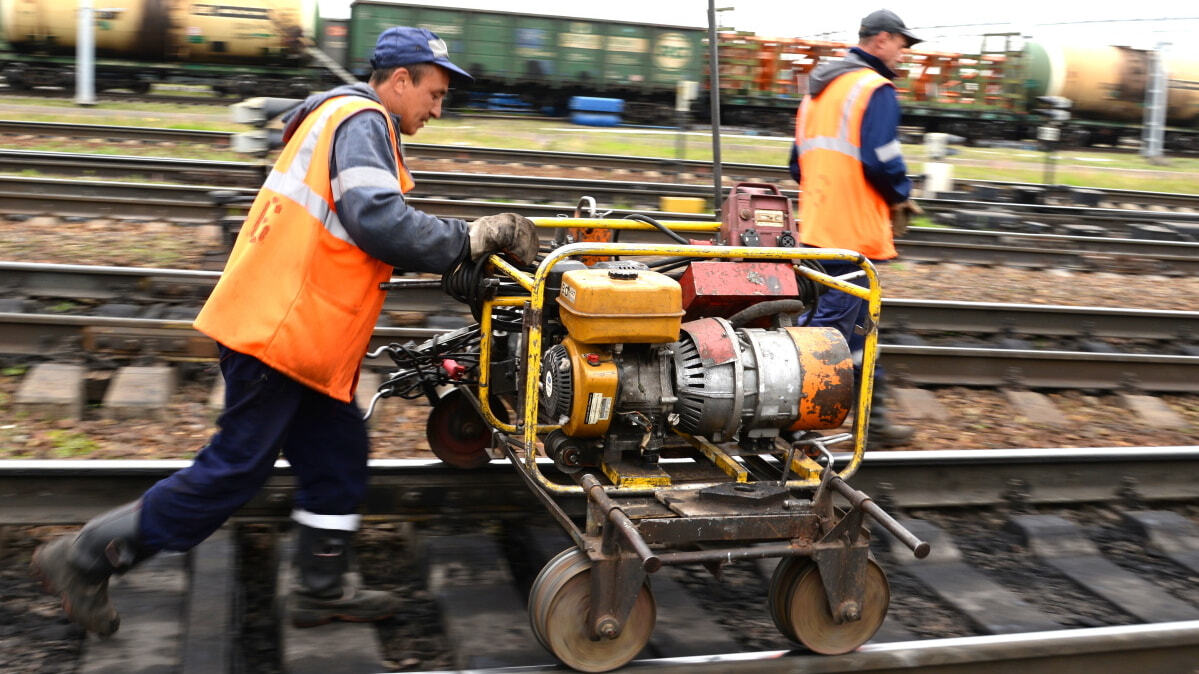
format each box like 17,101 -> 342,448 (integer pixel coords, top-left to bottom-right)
768,556 -> 890,654
528,549 -> 656,673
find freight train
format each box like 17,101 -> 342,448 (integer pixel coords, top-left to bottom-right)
719,32 -> 1199,150
2,0 -> 1196,149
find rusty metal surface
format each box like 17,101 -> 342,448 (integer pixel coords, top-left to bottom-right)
679,261 -> 799,320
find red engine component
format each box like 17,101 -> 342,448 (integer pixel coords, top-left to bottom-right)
678,260 -> 799,320
719,182 -> 799,248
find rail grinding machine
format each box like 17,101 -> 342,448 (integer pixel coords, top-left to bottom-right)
366,183 -> 929,672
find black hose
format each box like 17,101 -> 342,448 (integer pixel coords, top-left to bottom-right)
624,213 -> 691,245
441,254 -> 494,320
726,299 -> 810,328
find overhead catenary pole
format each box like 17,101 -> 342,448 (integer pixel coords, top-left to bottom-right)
707,0 -> 723,212
75,0 -> 96,106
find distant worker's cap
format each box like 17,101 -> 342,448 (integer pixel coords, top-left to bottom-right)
859,9 -> 923,46
370,26 -> 474,83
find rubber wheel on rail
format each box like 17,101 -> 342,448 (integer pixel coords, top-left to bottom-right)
773,557 -> 889,654
528,548 -> 656,673
425,389 -> 506,469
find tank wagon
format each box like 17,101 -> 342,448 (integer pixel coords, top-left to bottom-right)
1022,42 -> 1199,147
0,0 -> 325,95
346,1 -> 705,117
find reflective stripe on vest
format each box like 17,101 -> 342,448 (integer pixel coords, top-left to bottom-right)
795,68 -> 897,260
194,95 -> 410,402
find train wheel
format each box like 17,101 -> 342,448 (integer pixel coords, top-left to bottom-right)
425,389 -> 505,469
767,556 -> 811,635
528,548 -> 655,673
528,548 -> 584,650
774,557 -> 889,654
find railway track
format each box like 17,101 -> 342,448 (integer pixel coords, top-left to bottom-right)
3,147 -> 1198,232
2,261 -> 1198,392
4,450 -> 1199,672
5,261 -> 1198,340
2,123 -> 1198,214
2,175 -> 1199,274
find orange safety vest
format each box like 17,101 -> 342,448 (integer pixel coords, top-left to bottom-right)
194,95 -> 415,402
795,68 -> 896,260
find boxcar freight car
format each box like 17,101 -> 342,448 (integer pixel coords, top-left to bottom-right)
346,0 -> 705,118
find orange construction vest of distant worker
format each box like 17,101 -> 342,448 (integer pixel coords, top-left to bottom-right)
195,95 -> 415,403
795,68 -> 896,260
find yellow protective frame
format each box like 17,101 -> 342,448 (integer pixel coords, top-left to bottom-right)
472,217 -> 882,496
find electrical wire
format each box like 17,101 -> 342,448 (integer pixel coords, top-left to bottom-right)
624,213 -> 691,245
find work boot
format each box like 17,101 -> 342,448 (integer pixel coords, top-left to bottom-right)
866,381 -> 914,449
30,500 -> 155,636
290,525 -> 399,628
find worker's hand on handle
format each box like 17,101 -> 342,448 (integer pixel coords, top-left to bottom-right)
467,213 -> 539,265
889,200 -> 923,238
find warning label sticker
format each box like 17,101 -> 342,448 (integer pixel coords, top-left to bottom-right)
585,393 -> 612,425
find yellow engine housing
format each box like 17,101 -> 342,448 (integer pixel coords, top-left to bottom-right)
553,337 -> 619,438
556,268 -> 684,344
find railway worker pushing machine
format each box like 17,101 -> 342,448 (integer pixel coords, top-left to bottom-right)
789,8 -> 923,448
30,26 -> 538,635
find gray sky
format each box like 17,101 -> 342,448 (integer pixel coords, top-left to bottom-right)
318,1 -> 1199,53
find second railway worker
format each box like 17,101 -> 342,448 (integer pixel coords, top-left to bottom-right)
31,26 -> 538,635
788,9 -> 923,448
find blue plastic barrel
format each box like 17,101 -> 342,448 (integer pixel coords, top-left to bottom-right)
570,111 -> 621,127
569,96 -> 625,114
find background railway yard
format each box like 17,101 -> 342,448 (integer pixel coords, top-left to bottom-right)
1,97 -> 1197,673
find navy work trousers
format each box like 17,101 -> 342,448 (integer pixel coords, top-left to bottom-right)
139,345 -> 370,551
803,259 -> 886,384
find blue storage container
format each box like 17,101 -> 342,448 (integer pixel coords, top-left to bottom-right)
570,111 -> 621,127
569,96 -> 625,114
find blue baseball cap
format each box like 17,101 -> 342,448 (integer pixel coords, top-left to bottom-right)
370,26 -> 474,83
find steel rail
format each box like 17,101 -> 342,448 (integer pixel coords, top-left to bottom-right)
0,120 -> 233,145
7,311 -> 1191,390
0,175 -> 700,222
5,262 -> 1198,341
4,447 -> 1197,522
9,146 -> 1199,223
5,454 -> 1198,673
882,344 -> 1199,392
628,622 -> 1199,673
4,172 -> 1199,272
3,149 -> 1199,230
0,312 -> 442,357
902,227 -> 1199,264
2,120 -> 1198,211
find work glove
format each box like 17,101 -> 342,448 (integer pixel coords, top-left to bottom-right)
467,213 -> 539,265
889,200 -> 924,238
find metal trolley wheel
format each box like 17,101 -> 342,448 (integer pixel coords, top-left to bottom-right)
769,556 -> 890,654
528,548 -> 657,673
425,389 -> 507,469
